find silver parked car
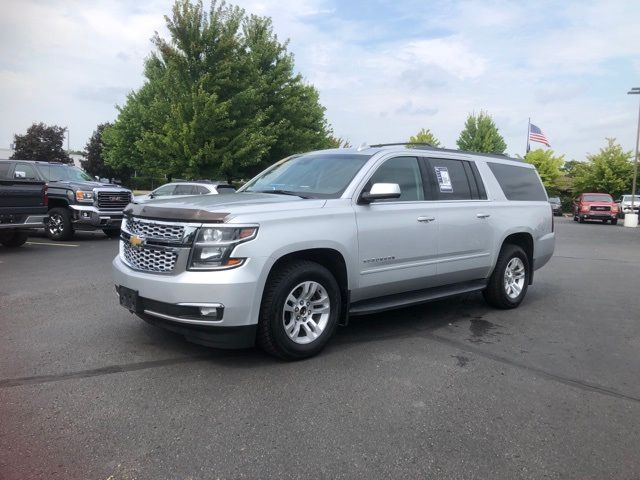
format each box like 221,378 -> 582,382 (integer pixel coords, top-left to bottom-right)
113,144 -> 555,359
134,181 -> 235,203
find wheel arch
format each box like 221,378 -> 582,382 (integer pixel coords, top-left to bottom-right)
262,247 -> 350,325
48,198 -> 69,210
498,231 -> 534,285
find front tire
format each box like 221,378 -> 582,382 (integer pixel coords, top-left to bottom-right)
0,231 -> 29,248
611,219 -> 618,225
257,260 -> 341,360
483,244 -> 530,309
46,207 -> 73,240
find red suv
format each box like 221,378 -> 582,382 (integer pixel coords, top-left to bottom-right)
573,193 -> 619,225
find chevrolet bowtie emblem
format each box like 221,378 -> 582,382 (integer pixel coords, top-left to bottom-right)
129,235 -> 145,247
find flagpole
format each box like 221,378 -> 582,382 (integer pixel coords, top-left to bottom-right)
526,117 -> 531,154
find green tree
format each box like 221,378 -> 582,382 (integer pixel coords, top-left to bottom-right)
523,149 -> 564,194
456,111 -> 507,154
561,159 -> 581,177
81,123 -> 119,179
573,138 -> 634,199
104,0 -> 335,182
408,128 -> 441,147
10,122 -> 71,163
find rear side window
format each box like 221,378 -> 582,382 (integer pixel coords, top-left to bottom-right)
488,162 -> 547,201
174,184 -> 197,195
0,162 -> 12,180
215,185 -> 236,194
14,163 -> 39,180
426,158 -> 474,200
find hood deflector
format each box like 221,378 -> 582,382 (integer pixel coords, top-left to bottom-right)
124,204 -> 229,223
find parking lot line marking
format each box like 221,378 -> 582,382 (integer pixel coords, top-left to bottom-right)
26,241 -> 79,247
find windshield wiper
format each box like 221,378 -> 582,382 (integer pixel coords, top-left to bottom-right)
253,189 -> 312,199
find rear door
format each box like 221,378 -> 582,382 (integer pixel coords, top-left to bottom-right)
422,157 -> 494,283
353,156 -> 439,300
0,162 -> 46,216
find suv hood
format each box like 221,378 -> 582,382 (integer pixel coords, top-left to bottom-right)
124,192 -> 327,222
48,180 -> 129,191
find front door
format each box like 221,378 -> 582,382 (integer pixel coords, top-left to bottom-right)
353,156 -> 439,301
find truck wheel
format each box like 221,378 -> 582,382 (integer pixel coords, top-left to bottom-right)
0,231 -> 29,248
257,260 -> 341,360
102,228 -> 121,238
46,207 -> 73,241
578,216 -> 585,223
611,219 -> 618,225
483,244 -> 530,309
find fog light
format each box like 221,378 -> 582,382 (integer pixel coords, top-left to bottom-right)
200,307 -> 219,317
81,211 -> 91,218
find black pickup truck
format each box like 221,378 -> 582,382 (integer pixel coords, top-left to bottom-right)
0,160 -> 48,247
0,160 -> 133,240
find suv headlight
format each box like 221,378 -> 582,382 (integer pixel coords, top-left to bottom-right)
75,191 -> 94,202
188,226 -> 258,270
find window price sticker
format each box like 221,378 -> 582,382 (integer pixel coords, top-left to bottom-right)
434,166 -> 453,192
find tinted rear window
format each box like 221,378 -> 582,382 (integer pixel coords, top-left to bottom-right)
488,163 -> 547,201
216,185 -> 236,194
0,162 -> 12,180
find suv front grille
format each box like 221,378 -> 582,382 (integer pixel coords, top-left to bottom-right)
97,191 -> 131,210
126,217 -> 185,240
123,242 -> 178,273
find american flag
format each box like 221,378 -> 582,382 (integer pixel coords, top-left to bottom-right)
529,123 -> 551,148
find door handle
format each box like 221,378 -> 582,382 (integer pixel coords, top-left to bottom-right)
417,216 -> 435,223
476,213 -> 491,219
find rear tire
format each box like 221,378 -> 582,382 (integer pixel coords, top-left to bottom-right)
0,231 -> 29,248
257,260 -> 341,360
46,207 -> 73,241
483,244 -> 530,309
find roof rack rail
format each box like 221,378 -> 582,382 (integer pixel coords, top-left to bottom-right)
369,142 -> 435,149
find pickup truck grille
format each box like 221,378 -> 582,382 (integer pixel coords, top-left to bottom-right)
123,242 -> 178,273
97,191 -> 131,210
590,206 -> 610,212
125,217 -> 185,241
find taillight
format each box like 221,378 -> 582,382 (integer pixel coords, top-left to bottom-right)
43,184 -> 48,206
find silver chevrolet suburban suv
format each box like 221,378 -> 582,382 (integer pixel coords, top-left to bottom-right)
113,144 -> 555,359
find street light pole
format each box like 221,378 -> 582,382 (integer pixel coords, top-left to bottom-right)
626,87 -> 640,227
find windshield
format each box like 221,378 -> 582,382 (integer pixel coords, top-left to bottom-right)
622,195 -> 640,202
241,153 -> 372,199
583,194 -> 613,202
36,163 -> 93,182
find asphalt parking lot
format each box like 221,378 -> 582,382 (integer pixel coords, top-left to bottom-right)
1,218 -> 639,480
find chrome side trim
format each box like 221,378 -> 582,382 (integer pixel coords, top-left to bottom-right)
143,309 -> 224,325
177,302 -> 225,308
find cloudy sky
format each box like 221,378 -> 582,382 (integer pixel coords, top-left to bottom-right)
1,0 -> 639,160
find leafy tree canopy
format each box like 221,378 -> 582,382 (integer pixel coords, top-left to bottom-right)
408,128 -> 441,147
456,111 -> 507,154
573,138 -> 634,199
10,122 -> 71,163
523,148 -> 564,194
81,123 -> 122,180
103,0 -> 336,181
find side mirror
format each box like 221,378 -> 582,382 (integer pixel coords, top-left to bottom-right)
149,193 -> 155,199
14,170 -> 26,179
360,183 -> 401,203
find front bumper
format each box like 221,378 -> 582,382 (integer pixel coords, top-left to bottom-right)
580,211 -> 616,220
70,205 -> 124,229
113,253 -> 269,346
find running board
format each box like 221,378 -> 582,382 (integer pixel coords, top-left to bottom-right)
348,280 -> 487,316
